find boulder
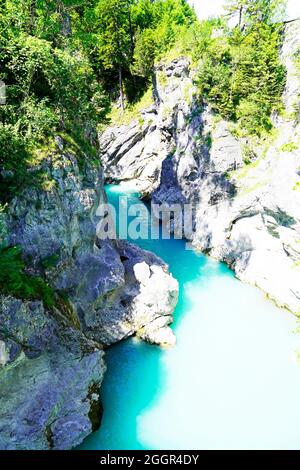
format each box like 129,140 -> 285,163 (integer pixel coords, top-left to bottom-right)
0,139 -> 179,449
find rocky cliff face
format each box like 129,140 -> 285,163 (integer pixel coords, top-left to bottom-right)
100,20 -> 300,314
0,140 -> 178,449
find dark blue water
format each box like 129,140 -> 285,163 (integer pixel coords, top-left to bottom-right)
79,184 -> 300,450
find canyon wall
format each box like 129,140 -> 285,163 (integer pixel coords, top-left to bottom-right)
0,144 -> 178,449
100,20 -> 300,314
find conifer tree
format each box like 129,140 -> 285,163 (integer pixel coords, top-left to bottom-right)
225,0 -> 286,28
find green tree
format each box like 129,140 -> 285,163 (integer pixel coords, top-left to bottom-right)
95,0 -> 133,111
224,0 -> 287,28
131,0 -> 156,31
132,28 -> 161,104
0,0 -> 109,201
197,4 -> 286,134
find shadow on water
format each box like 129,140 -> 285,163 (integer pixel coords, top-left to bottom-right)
79,185 -> 232,450
79,185 -> 300,450
79,338 -> 165,450
79,186 -> 170,449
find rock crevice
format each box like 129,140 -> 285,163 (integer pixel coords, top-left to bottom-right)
99,22 -> 300,314
0,142 -> 178,449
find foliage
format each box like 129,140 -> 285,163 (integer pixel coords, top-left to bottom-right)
0,1 -> 195,190
0,246 -> 55,308
195,1 -> 286,135
280,142 -> 299,152
0,0 -> 109,201
224,0 -> 287,26
132,28 -> 157,78
108,86 -> 153,126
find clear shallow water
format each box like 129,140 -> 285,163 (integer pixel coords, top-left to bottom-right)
80,184 -> 300,450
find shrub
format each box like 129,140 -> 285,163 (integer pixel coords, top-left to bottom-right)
280,142 -> 299,152
0,246 -> 55,309
195,19 -> 286,135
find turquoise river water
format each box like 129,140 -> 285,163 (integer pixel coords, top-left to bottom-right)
79,184 -> 300,450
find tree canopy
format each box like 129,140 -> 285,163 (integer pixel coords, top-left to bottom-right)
0,0 -> 288,203
196,0 -> 287,134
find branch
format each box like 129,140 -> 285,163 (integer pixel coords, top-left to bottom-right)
282,18 -> 300,25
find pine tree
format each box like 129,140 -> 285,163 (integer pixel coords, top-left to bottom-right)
224,0 -> 286,29
224,0 -> 247,29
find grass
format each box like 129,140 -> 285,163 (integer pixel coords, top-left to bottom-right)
158,26 -> 195,67
230,153 -> 270,197
0,246 -> 55,309
280,142 -> 299,153
108,87 -> 154,127
59,128 -> 98,161
0,245 -> 83,326
232,158 -> 261,181
157,71 -> 168,89
230,126 -> 299,196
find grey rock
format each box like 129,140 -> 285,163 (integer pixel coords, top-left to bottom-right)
99,21 -> 300,314
60,239 -> 179,347
0,294 -> 106,450
0,136 -> 179,449
118,241 -> 178,346
0,349 -> 105,450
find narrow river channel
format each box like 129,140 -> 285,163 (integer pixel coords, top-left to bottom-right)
80,184 -> 300,450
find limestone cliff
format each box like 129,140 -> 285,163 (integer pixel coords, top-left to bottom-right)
0,139 -> 178,449
100,20 -> 300,314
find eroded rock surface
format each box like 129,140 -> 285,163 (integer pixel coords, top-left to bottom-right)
0,295 -> 105,450
0,140 -> 178,449
100,21 -> 300,314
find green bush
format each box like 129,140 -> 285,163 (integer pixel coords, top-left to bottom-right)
280,142 -> 299,152
0,246 -> 55,309
196,18 -> 286,135
0,124 -> 28,170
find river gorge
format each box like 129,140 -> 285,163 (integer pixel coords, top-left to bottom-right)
80,185 -> 300,450
1,10 -> 300,451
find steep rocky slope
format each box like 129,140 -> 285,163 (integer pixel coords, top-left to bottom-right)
0,142 -> 178,449
100,20 -> 300,314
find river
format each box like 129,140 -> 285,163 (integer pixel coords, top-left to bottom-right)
79,184 -> 300,450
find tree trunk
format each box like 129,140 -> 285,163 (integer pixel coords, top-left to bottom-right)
238,6 -> 243,30
152,72 -> 160,107
119,67 -> 124,112
61,12 -> 72,37
128,7 -> 134,57
29,0 -> 37,33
